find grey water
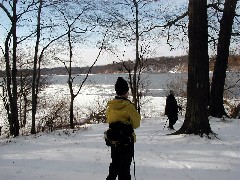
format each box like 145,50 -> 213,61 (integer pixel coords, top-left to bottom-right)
48,73 -> 187,97
48,73 -> 239,98
49,73 -> 186,87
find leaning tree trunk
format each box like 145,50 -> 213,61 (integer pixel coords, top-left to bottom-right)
4,29 -> 14,135
209,0 -> 237,118
175,0 -> 212,136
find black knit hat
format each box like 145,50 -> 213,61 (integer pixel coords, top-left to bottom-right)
115,77 -> 129,96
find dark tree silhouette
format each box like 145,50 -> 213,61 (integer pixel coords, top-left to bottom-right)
174,0 -> 212,136
209,0 -> 238,118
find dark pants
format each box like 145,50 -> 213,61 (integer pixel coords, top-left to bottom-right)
106,143 -> 134,180
168,114 -> 178,129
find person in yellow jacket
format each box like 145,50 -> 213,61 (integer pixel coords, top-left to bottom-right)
106,77 -> 141,180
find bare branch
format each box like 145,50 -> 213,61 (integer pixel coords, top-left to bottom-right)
140,11 -> 188,35
0,3 -> 13,21
76,30 -> 108,96
17,1 -> 39,20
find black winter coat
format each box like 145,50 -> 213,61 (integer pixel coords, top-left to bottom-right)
165,94 -> 179,116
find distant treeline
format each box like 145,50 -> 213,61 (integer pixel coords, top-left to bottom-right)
0,55 -> 239,77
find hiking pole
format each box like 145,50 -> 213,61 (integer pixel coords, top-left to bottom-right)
133,155 -> 136,180
132,146 -> 137,180
163,118 -> 168,130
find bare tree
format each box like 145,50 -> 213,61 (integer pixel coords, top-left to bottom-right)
57,37 -> 107,129
18,64 -> 32,128
53,1 -> 107,129
29,0 -> 72,134
129,0 -> 141,112
1,0 -> 75,134
143,0 -> 239,120
0,0 -> 19,136
174,0 -> 212,136
209,0 -> 238,118
95,0 -> 167,112
30,0 -> 43,134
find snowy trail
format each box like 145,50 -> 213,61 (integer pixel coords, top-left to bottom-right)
0,117 -> 239,180
135,118 -> 194,180
134,118 -> 240,180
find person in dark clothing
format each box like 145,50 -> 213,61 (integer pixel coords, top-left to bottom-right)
165,90 -> 181,130
106,77 -> 141,180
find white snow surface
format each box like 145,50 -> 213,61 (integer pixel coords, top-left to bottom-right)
0,75 -> 240,180
0,116 -> 239,180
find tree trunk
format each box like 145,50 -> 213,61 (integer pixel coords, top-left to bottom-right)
11,0 -> 19,137
69,95 -> 75,129
31,0 -> 43,134
4,29 -> 14,135
23,94 -> 28,127
68,68 -> 75,129
175,0 -> 212,136
67,28 -> 75,129
209,0 -> 237,118
132,0 -> 140,113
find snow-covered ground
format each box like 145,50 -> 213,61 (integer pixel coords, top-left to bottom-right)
0,116 -> 239,180
0,74 -> 239,179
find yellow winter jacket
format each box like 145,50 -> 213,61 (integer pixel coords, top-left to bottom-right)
106,97 -> 141,142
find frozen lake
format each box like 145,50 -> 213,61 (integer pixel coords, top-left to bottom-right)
47,73 -> 187,97
0,72 -> 239,126
47,72 -> 239,98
